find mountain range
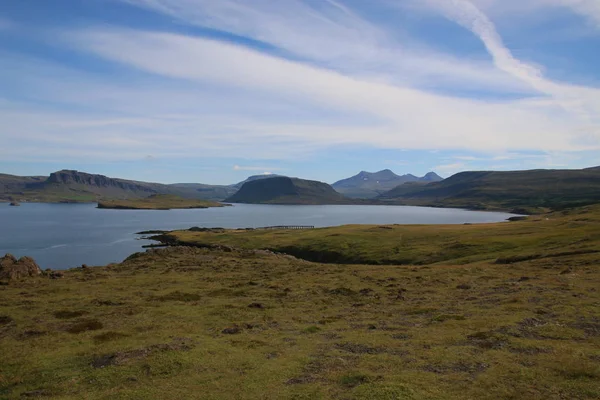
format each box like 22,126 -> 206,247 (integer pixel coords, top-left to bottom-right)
0,170 -> 285,203
332,169 -> 442,198
0,169 -> 438,203
3,167 -> 599,213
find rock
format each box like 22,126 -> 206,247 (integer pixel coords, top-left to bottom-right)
20,389 -> 49,397
81,264 -> 88,269
9,201 -> 20,206
0,254 -> 42,280
560,267 -> 573,275
49,271 -> 64,279
221,326 -> 241,334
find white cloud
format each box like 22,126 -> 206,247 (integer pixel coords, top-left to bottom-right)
66,29 -> 597,150
0,1 -> 598,168
118,0 -> 531,94
422,1 -> 598,114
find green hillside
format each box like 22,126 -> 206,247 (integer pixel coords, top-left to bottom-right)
2,205 -> 600,399
378,167 -> 600,213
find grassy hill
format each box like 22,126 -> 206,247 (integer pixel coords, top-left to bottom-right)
156,205 -> 600,266
225,177 -> 350,205
96,194 -> 228,210
332,170 -> 442,199
1,206 -> 599,399
378,167 -> 600,213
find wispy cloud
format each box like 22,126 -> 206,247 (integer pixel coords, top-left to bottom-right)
233,165 -> 279,172
0,0 -> 598,173
118,0 -> 531,94
477,0 -> 600,29
420,0 -> 599,122
434,162 -> 466,174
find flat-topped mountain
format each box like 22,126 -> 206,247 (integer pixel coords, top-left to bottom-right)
231,174 -> 285,190
378,166 -> 600,212
332,169 -> 442,198
225,176 -> 349,204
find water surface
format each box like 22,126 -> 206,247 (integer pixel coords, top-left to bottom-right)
1,203 -> 518,269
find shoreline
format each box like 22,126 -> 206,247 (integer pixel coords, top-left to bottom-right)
4,199 -> 531,214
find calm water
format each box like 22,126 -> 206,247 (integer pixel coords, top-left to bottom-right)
1,203 -> 518,270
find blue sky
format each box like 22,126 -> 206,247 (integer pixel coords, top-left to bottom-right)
0,0 -> 599,184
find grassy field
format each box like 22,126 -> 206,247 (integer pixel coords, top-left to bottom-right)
97,194 -> 228,210
159,206 -> 600,266
1,206 -> 599,399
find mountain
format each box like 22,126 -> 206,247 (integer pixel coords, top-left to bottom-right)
421,172 -> 443,182
225,176 -> 349,205
167,183 -> 236,202
378,167 -> 600,213
332,169 -> 443,198
0,170 -> 293,203
231,174 -> 285,190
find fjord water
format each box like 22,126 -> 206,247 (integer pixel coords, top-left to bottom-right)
1,203 -> 518,270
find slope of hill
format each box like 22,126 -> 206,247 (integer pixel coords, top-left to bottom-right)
225,176 -> 349,204
378,167 -> 600,213
332,169 -> 442,198
167,183 -> 236,202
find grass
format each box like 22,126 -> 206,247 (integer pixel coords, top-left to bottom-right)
97,194 -> 227,210
158,205 -> 600,265
1,206 -> 599,399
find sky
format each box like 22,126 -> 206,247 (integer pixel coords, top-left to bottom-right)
0,0 -> 599,185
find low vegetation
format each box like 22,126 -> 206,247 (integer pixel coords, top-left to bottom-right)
1,205 -> 600,399
157,205 -> 600,265
97,194 -> 228,210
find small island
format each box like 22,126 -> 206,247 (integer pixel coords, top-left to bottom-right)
97,194 -> 229,210
9,201 -> 21,206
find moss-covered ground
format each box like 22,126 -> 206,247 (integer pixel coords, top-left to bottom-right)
164,206 -> 600,266
1,206 -> 599,399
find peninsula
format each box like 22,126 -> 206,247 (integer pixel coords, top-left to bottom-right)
97,194 -> 228,210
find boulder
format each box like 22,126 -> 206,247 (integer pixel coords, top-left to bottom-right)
0,254 -> 43,280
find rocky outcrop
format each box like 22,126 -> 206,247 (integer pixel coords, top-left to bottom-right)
9,201 -> 20,206
47,170 -> 157,194
0,254 -> 43,280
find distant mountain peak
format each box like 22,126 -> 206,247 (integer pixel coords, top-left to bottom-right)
332,169 -> 443,199
422,172 -> 443,181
